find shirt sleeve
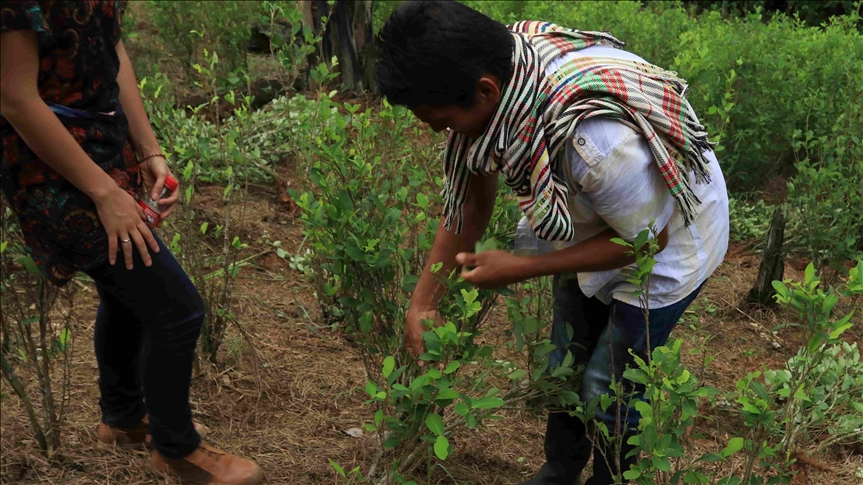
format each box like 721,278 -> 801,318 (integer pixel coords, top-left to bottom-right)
569,123 -> 675,242
0,1 -> 44,35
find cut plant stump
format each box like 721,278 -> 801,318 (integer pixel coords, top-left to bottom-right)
746,206 -> 786,307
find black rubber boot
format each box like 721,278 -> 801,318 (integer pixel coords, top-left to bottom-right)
519,412 -> 592,485
584,433 -> 638,485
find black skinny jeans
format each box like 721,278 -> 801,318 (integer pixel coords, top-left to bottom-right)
86,234 -> 204,459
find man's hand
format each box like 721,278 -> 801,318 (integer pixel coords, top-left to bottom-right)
405,308 -> 443,366
456,250 -> 533,289
138,156 -> 179,223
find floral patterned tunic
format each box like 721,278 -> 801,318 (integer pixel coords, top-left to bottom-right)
1,0 -> 140,285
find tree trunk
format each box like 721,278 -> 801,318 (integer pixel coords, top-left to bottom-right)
331,0 -> 362,91
354,0 -> 377,93
299,0 -> 375,94
746,207 -> 786,307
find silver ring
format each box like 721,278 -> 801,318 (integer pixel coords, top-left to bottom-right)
121,239 -> 131,243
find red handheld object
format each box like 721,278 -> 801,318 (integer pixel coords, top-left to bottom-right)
139,175 -> 178,228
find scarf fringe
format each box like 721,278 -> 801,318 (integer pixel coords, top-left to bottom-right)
675,177 -> 703,227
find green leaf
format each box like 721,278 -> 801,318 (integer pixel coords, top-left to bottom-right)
472,397 -> 505,410
475,238 -> 501,253
652,455 -> 671,472
722,437 -> 744,457
359,312 -> 372,334
328,459 -> 346,477
508,369 -> 526,380
416,193 -> 429,209
17,256 -> 40,276
698,453 -> 724,462
466,413 -> 476,428
183,160 -> 194,180
454,402 -> 469,416
611,237 -> 631,247
643,424 -> 658,449
737,397 -> 760,414
426,413 -> 445,436
364,381 -> 377,398
624,469 -> 642,480
684,471 -> 704,484
682,399 -> 699,419
443,361 -> 461,374
400,274 -> 420,292
821,293 -> 839,316
434,435 -> 449,460
623,368 -> 649,385
383,436 -> 401,449
382,356 -> 395,379
804,263 -> 816,285
58,328 -> 71,350
771,281 -> 788,298
436,388 -> 459,401
829,312 -> 854,339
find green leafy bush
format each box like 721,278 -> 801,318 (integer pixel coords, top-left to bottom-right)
289,70 -> 582,480
148,1 -> 261,82
583,225 -> 862,484
728,197 -> 774,243
787,116 -> 863,281
468,1 -> 863,193
139,53 -> 262,366
0,214 -> 76,455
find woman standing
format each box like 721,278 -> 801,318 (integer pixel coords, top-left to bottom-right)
0,2 -> 262,483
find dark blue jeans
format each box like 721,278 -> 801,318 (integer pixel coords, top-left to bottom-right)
550,273 -> 702,431
85,234 -> 204,459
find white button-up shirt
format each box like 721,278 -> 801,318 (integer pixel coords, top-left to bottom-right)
515,46 -> 730,308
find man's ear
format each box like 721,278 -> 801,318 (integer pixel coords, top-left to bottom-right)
475,75 -> 502,108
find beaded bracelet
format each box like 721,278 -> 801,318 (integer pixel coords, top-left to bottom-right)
138,153 -> 165,163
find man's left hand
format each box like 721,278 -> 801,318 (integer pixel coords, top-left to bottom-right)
456,250 -> 533,289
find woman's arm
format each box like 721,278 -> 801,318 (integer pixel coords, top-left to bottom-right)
0,30 -> 158,268
114,39 -> 178,216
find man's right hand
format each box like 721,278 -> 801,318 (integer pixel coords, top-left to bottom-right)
405,308 -> 443,365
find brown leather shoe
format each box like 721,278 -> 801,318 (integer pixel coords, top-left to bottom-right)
151,442 -> 263,485
98,415 -> 209,449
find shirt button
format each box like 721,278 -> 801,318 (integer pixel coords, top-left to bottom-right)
577,137 -> 586,146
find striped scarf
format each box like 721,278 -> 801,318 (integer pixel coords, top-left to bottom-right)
441,21 -> 714,241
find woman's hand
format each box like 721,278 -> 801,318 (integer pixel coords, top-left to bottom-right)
93,186 -> 159,269
456,250 -> 533,289
139,155 -> 179,223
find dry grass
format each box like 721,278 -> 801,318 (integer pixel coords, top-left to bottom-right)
2,182 -> 861,485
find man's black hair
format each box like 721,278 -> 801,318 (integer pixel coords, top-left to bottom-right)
375,1 -> 514,109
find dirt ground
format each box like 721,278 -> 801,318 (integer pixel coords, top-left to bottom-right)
1,175 -> 861,485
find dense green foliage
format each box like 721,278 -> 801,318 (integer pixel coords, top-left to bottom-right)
682,0 -> 859,26
2,1 -> 861,481
463,1 -> 863,194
